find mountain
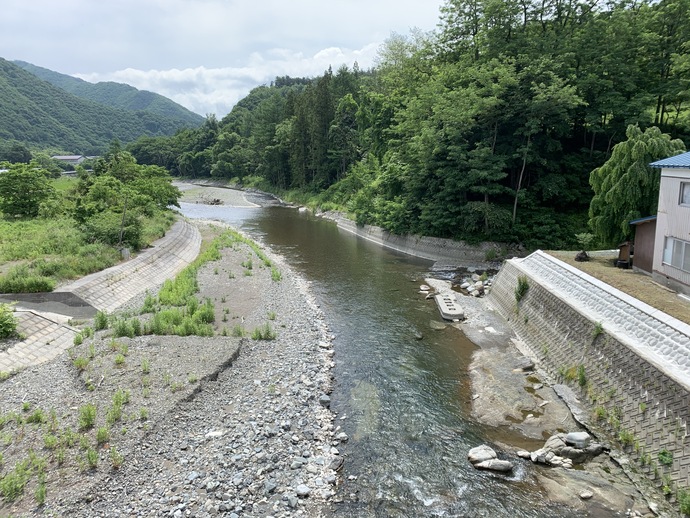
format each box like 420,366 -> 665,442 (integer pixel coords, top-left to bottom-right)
14,60 -> 204,127
0,58 -> 200,154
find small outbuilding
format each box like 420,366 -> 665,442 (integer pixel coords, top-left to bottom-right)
629,216 -> 657,275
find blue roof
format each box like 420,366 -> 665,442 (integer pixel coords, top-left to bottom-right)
629,215 -> 657,225
649,151 -> 690,168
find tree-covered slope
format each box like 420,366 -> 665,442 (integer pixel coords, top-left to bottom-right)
0,58 -> 195,154
14,60 -> 204,126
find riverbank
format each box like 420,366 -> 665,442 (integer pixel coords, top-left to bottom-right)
0,219 -> 339,517
172,182 -> 675,516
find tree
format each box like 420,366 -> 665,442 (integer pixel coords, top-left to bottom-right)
0,164 -> 56,218
589,125 -> 686,246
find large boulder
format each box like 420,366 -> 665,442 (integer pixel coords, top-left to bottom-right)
468,445 -> 514,473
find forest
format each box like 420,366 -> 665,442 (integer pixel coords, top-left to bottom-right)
0,58 -> 201,154
125,0 -> 690,249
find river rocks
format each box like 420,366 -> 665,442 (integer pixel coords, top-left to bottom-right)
565,431 -> 591,449
468,445 -> 514,473
524,432 -> 605,468
455,271 -> 495,298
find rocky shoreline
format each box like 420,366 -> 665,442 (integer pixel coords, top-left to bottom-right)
0,221 -> 339,517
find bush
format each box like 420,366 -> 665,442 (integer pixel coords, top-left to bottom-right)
94,311 -> 109,331
659,448 -> 673,466
251,323 -> 276,340
78,404 -> 97,430
514,275 -> 529,303
0,265 -> 55,293
0,303 -> 18,338
82,210 -> 143,250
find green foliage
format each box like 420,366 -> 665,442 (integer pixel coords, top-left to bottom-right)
251,323 -> 276,340
0,459 -> 31,501
0,163 -> 56,218
0,303 -> 18,338
592,321 -> 604,340
618,428 -> 635,447
575,233 -> 595,252
78,403 -> 97,430
659,448 -> 673,467
26,409 -> 46,425
85,448 -> 98,469
94,311 -> 109,331
96,427 -> 110,445
589,125 -> 686,247
271,268 -> 282,281
0,57 -> 200,152
73,356 -> 89,371
678,488 -> 690,515
577,365 -> 587,387
110,446 -> 124,469
514,275 -> 529,303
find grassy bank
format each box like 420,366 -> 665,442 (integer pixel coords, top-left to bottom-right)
0,211 -> 176,293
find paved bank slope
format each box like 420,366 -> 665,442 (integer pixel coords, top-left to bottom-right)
489,250 -> 690,489
1,218 -> 201,374
56,219 -> 201,314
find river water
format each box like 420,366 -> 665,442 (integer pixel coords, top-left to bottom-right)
179,201 -> 581,517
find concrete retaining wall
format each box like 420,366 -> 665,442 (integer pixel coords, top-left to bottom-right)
488,252 -> 690,490
322,213 -> 513,267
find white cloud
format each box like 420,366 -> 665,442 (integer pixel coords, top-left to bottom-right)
75,44 -> 381,117
1,0 -> 444,116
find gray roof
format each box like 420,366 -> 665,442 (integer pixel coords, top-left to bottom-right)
649,151 -> 690,168
629,215 -> 657,225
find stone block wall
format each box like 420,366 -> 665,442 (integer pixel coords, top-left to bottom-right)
488,255 -> 690,490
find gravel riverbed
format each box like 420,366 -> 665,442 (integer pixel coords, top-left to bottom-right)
0,222 -> 339,517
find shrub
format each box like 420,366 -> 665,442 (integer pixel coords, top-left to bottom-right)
678,488 -> 690,515
251,323 -> 276,340
271,268 -> 282,282
73,333 -> 84,346
85,448 -> 98,469
0,303 -> 18,338
514,275 -> 529,303
43,434 -> 59,450
110,446 -> 123,469
94,311 -> 109,331
78,404 -> 97,430
0,460 -> 30,501
659,448 -> 673,466
592,321 -> 604,340
96,427 -> 110,444
26,409 -> 46,424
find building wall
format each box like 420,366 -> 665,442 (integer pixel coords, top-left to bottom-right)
632,220 -> 656,274
488,256 -> 690,489
653,167 -> 690,294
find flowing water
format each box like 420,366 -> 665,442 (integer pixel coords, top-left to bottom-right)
179,201 -> 582,517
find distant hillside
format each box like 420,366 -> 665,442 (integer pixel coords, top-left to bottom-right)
15,60 -> 204,126
0,58 -> 200,154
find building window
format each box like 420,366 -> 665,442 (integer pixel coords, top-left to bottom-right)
663,237 -> 690,273
681,182 -> 690,206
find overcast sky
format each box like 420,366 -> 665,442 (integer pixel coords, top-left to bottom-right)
2,1 -> 444,117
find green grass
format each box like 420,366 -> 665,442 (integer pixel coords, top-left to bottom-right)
0,212 -> 175,294
251,323 -> 276,340
78,404 -> 97,430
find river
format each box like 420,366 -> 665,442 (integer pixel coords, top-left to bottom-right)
179,200 -> 583,517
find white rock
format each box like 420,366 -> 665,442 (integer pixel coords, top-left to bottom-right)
468,445 -> 497,464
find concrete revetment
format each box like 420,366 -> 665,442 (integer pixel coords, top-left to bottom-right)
488,251 -> 690,491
